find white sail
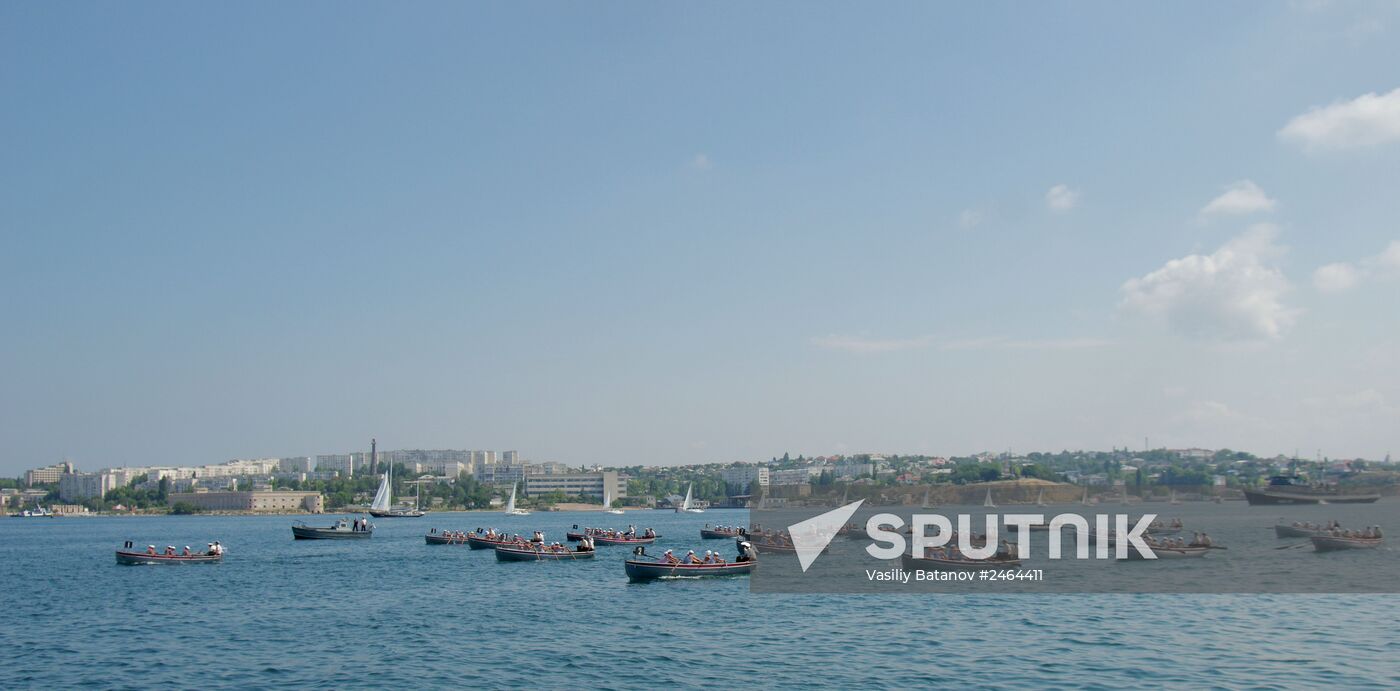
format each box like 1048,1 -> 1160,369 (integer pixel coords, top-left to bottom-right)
370,465 -> 392,511
603,484 -> 612,509
505,482 -> 517,514
1081,487 -> 1090,506
680,483 -> 692,511
921,487 -> 932,509
983,487 -> 996,508
1035,489 -> 1046,507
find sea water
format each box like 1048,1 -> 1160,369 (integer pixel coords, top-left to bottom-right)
1,509 -> 1397,689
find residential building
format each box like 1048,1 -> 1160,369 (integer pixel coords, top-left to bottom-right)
58,471 -> 121,502
316,454 -> 355,476
279,457 -> 314,473
523,471 -> 624,500
720,465 -> 770,491
25,461 -> 75,486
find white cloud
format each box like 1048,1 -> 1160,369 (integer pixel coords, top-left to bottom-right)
1313,262 -> 1362,293
812,334 -> 1110,354
1120,224 -> 1298,341
1200,180 -> 1276,216
1278,87 -> 1400,152
690,153 -> 712,171
1045,184 -> 1079,212
1312,240 -> 1400,293
958,209 -> 983,230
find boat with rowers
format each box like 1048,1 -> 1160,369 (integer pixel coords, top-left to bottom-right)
901,546 -> 1021,571
424,528 -> 475,544
624,543 -> 757,581
292,517 -> 373,539
1242,475 -> 1381,506
463,528 -> 543,549
583,526 -> 659,545
699,524 -> 746,540
115,540 -> 225,565
1311,527 -> 1384,552
494,541 -> 597,561
1275,520 -> 1343,538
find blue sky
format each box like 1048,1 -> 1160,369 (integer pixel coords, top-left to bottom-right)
3,2 -> 1399,473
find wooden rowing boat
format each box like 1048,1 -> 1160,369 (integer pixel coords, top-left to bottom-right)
592,534 -> 658,546
699,528 -> 743,540
116,550 -> 223,565
466,534 -> 523,550
624,558 -> 754,581
900,552 -> 1021,571
1274,524 -> 1332,539
493,545 -> 597,561
425,532 -> 473,545
1120,545 -> 1210,560
1311,535 -> 1384,552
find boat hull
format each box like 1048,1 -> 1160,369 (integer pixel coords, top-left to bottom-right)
292,525 -> 372,540
1122,546 -> 1210,560
466,535 -> 516,550
424,533 -> 472,545
624,559 -> 754,581
900,552 -> 1021,571
1311,536 -> 1384,552
369,510 -> 425,518
593,535 -> 657,546
700,529 -> 742,540
116,550 -> 223,565
494,546 -> 597,562
1275,524 -> 1330,539
1242,489 -> 1380,505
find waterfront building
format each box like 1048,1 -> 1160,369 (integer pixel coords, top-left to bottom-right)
278,456 -> 314,473
523,471 -> 624,500
24,461 -> 75,486
316,454 -> 355,476
720,465 -> 770,491
58,471 -> 121,502
167,490 -> 324,513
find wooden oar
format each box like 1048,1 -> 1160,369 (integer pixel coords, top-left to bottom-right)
1275,541 -> 1311,550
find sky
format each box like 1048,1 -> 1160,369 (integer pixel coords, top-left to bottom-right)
3,2 -> 1399,474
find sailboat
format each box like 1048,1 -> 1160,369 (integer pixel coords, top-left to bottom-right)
921,487 -> 934,509
676,483 -> 704,513
1170,489 -> 1181,506
604,483 -> 624,515
1035,489 -> 1046,507
368,461 -> 424,518
983,487 -> 996,508
1081,487 -> 1091,506
504,481 -> 530,516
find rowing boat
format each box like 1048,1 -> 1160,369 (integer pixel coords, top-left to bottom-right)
466,534 -> 524,550
425,532 -> 473,545
699,527 -> 743,540
493,545 -> 597,561
900,552 -> 1021,571
1274,524 -> 1332,539
116,550 -> 223,565
624,558 -> 754,581
1311,535 -> 1384,552
592,534 -> 658,546
1120,545 -> 1210,560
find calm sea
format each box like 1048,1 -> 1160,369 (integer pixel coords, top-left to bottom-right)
2,509 -> 1397,689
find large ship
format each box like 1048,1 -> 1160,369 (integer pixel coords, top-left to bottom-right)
1242,475 -> 1380,506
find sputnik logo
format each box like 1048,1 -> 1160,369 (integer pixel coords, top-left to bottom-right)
788,499 -> 864,572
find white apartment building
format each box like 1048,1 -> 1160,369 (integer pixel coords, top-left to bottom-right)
720,465 -> 770,491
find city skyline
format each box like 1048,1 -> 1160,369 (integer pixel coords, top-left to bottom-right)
4,3 -> 1400,475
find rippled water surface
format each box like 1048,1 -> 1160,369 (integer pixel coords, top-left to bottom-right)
3,510 -> 1398,689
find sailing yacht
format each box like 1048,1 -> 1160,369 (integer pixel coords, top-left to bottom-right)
1035,489 -> 1046,507
368,461 -> 424,518
1081,487 -> 1091,506
921,487 -> 934,509
504,482 -> 530,516
604,484 -> 624,515
1170,489 -> 1181,505
982,487 -> 996,508
676,483 -> 704,513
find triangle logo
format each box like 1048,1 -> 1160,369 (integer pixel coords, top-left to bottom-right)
788,499 -> 864,572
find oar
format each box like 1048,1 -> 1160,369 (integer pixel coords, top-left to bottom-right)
1275,541 -> 1311,550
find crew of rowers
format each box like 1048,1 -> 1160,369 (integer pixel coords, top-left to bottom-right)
660,548 -> 728,564
138,541 -> 222,556
429,529 -> 474,543
920,539 -> 1018,562
580,525 -> 657,540
703,524 -> 744,534
1286,520 -> 1382,538
1142,533 -> 1211,549
1147,518 -> 1185,530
